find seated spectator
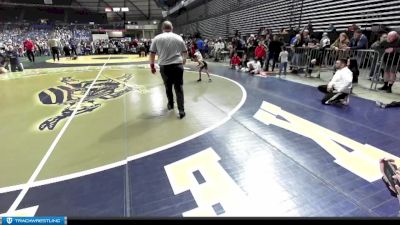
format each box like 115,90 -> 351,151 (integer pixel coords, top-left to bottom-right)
240,53 -> 249,71
317,59 -> 353,105
230,52 -> 241,70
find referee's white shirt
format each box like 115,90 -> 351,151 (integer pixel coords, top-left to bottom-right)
328,66 -> 353,93
150,31 -> 187,66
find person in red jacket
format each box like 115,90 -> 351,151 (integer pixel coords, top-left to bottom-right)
23,38 -> 35,63
230,52 -> 241,70
254,41 -> 266,68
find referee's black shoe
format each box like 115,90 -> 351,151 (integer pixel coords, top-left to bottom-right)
178,111 -> 186,119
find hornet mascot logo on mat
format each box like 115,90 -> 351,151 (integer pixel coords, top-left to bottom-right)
37,74 -> 145,131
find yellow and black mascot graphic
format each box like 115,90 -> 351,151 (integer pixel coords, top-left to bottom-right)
38,74 -> 137,131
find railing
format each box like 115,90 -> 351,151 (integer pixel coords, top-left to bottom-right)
370,51 -> 400,89
282,46 -> 400,90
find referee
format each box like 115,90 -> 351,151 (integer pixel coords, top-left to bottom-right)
48,35 -> 61,62
149,21 -> 188,119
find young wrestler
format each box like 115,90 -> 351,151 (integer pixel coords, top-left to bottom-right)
194,49 -> 212,82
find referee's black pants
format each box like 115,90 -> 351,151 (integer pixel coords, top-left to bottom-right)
160,64 -> 184,112
318,85 -> 348,105
51,47 -> 60,61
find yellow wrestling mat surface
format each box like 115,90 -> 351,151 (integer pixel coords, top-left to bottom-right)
46,54 -> 152,64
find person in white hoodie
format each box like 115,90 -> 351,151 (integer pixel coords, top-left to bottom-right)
317,59 -> 353,105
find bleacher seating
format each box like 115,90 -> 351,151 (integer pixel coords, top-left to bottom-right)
172,0 -> 400,39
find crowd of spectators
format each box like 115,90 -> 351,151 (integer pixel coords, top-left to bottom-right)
0,23 -> 153,74
182,23 -> 399,93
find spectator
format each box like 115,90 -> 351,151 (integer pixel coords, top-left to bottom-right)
241,53 -> 249,70
348,58 -> 359,83
348,29 -> 368,50
214,38 -> 224,62
144,40 -> 151,56
69,38 -> 78,56
377,31 -> 400,93
331,33 -> 350,50
290,34 -> 299,46
280,28 -> 289,35
304,21 -> 314,36
254,41 -> 266,68
23,38 -> 35,63
204,40 -> 209,58
63,44 -> 71,57
278,47 -> 289,77
320,32 -> 331,49
247,34 -> 257,59
6,45 -> 23,72
348,24 -> 359,33
0,45 -> 8,74
196,37 -> 204,57
235,37 -> 246,58
230,52 -> 241,70
290,34 -> 304,73
317,59 -> 353,105
327,24 -> 336,33
139,43 -> 146,57
302,30 -> 311,46
265,35 -> 283,71
369,33 -> 387,80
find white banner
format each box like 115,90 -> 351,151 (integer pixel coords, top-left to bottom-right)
92,34 -> 109,42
